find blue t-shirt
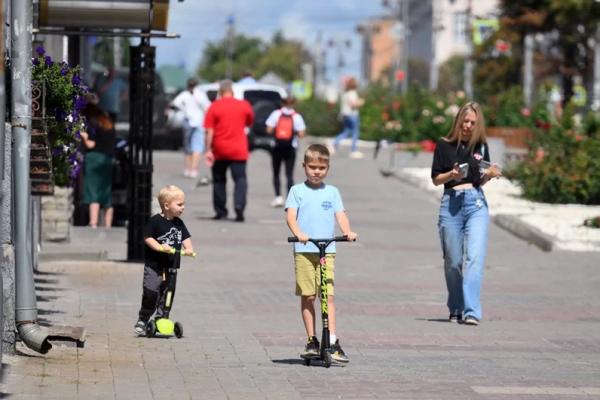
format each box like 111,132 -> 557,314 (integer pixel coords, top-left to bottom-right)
285,182 -> 344,253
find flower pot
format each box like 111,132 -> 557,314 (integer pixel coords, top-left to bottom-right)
486,127 -> 533,149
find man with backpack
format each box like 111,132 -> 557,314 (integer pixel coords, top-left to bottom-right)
265,96 -> 306,207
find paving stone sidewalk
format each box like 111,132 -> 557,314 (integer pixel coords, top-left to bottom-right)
1,149 -> 599,399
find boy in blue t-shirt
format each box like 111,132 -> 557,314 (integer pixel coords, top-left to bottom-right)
285,144 -> 358,363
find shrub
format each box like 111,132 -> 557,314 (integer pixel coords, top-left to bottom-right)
507,114 -> 600,204
295,97 -> 341,137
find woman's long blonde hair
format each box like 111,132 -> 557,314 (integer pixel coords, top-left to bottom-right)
444,101 -> 486,152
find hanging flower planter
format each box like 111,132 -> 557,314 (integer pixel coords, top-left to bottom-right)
31,46 -> 87,190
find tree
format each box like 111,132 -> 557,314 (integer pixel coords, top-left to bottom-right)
500,0 -> 600,105
196,32 -> 312,82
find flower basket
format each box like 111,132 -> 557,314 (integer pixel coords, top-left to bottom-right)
486,127 -> 533,149
31,46 -> 87,191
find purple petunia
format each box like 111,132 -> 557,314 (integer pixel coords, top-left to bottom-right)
32,57 -> 40,66
44,56 -> 53,67
35,46 -> 45,56
71,75 -> 81,85
60,66 -> 68,76
74,96 -> 86,112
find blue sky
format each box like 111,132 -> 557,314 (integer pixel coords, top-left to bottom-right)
155,0 -> 385,82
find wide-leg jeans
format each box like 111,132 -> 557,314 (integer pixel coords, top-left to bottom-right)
437,187 -> 489,320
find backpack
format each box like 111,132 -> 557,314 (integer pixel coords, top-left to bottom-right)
274,111 -> 295,142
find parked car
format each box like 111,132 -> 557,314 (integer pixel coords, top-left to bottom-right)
166,82 -> 288,152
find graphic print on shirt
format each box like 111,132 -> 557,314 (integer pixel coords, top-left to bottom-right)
321,201 -> 333,211
157,227 -> 182,247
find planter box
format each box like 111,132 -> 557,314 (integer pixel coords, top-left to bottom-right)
487,127 -> 533,149
41,187 -> 73,242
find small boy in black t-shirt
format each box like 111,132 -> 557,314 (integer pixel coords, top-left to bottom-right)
134,185 -> 195,335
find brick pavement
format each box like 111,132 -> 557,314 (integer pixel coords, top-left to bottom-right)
1,148 -> 599,399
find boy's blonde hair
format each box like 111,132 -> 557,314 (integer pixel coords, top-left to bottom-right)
157,185 -> 185,210
304,144 -> 330,164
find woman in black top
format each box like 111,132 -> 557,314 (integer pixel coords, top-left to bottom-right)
81,99 -> 117,228
431,102 -> 502,326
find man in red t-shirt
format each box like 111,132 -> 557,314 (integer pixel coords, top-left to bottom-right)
204,80 -> 255,222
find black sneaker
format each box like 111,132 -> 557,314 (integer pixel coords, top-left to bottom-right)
234,209 -> 245,222
463,315 -> 479,326
133,320 -> 146,335
449,312 -> 463,323
301,336 -> 320,357
330,339 -> 349,363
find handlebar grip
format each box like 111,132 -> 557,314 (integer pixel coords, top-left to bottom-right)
287,237 -> 299,243
334,235 -> 350,242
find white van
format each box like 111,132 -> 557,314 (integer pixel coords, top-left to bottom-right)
178,82 -> 288,151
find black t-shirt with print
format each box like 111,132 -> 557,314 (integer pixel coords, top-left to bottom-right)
431,138 -> 490,189
144,214 -> 191,269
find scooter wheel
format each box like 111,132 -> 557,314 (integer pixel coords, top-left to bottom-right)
146,320 -> 157,338
323,352 -> 332,368
174,322 -> 183,338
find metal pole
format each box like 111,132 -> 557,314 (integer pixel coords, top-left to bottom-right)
11,0 -> 51,354
401,0 -> 409,94
225,15 -> 234,80
464,0 -> 474,99
429,0 -> 440,91
593,25 -> 600,111
523,33 -> 534,107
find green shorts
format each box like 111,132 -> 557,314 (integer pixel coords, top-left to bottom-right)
294,253 -> 335,296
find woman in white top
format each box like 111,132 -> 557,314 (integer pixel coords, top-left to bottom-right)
331,77 -> 364,159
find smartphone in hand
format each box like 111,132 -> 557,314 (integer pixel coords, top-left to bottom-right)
458,163 -> 469,178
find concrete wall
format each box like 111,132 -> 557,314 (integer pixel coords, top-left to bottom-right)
1,122 -> 15,354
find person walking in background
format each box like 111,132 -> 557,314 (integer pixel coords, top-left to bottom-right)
171,78 -> 211,182
204,80 -> 254,222
265,96 -> 306,208
431,102 -> 502,326
330,77 -> 364,159
93,66 -> 127,123
80,93 -> 117,229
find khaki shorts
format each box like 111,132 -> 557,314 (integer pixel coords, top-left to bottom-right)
294,253 -> 335,296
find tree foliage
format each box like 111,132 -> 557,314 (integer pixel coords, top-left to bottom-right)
499,0 -> 600,103
196,31 -> 312,82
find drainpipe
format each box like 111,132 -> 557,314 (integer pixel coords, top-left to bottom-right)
11,0 -> 51,354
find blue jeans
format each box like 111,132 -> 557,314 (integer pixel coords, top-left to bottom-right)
437,187 -> 489,320
334,115 -> 360,152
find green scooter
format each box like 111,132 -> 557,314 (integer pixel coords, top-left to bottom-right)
146,248 -> 196,339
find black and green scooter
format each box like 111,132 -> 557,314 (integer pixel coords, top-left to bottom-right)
146,248 -> 196,339
288,235 -> 351,368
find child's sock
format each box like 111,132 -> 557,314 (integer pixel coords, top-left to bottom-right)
330,334 -> 337,344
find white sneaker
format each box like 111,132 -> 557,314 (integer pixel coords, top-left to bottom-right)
270,196 -> 284,207
183,169 -> 191,178
327,139 -> 336,155
188,170 -> 198,178
349,151 -> 364,159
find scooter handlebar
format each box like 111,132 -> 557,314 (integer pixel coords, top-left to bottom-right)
162,248 -> 197,257
287,235 -> 353,243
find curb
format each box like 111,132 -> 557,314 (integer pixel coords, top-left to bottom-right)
493,214 -> 554,252
39,251 -> 109,262
382,168 -> 556,252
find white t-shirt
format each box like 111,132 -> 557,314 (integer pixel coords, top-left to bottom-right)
171,88 -> 211,128
265,107 -> 306,132
340,89 -> 360,117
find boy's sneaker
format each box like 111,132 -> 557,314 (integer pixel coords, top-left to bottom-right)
270,196 -> 284,207
449,312 -> 463,323
301,336 -> 320,358
463,315 -> 479,326
349,151 -> 364,159
330,339 -> 349,363
134,320 -> 146,335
